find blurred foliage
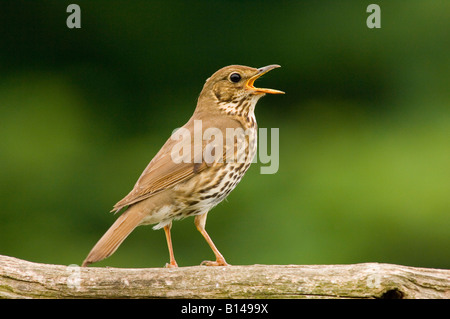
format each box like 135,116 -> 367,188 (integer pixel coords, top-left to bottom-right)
0,1 -> 449,268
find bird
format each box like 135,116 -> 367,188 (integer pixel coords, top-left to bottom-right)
82,64 -> 284,268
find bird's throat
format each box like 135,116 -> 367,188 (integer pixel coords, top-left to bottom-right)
217,94 -> 261,119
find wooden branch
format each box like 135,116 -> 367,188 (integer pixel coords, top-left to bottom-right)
0,255 -> 448,299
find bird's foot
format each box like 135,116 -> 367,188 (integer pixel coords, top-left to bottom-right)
165,261 -> 178,268
200,258 -> 230,266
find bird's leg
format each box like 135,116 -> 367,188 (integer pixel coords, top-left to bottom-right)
194,214 -> 230,266
163,222 -> 178,268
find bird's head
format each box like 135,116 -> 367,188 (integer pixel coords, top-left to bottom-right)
197,64 -> 284,115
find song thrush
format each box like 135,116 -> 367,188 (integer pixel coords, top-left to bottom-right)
82,64 -> 284,267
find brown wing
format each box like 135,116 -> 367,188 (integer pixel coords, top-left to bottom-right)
111,119 -> 205,212
111,114 -> 242,212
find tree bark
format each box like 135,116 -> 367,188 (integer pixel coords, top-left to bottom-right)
0,255 -> 448,299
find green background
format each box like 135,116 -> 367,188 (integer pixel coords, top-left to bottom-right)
1,1 -> 449,268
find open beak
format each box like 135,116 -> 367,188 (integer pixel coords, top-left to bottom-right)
246,64 -> 285,94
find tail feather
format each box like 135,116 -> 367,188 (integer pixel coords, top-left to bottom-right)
82,207 -> 144,267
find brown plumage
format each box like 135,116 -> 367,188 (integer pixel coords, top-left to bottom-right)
82,64 -> 284,267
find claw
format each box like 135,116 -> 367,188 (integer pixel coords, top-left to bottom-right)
165,261 -> 178,268
200,259 -> 230,266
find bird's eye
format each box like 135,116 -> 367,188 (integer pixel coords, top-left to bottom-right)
229,73 -> 241,83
